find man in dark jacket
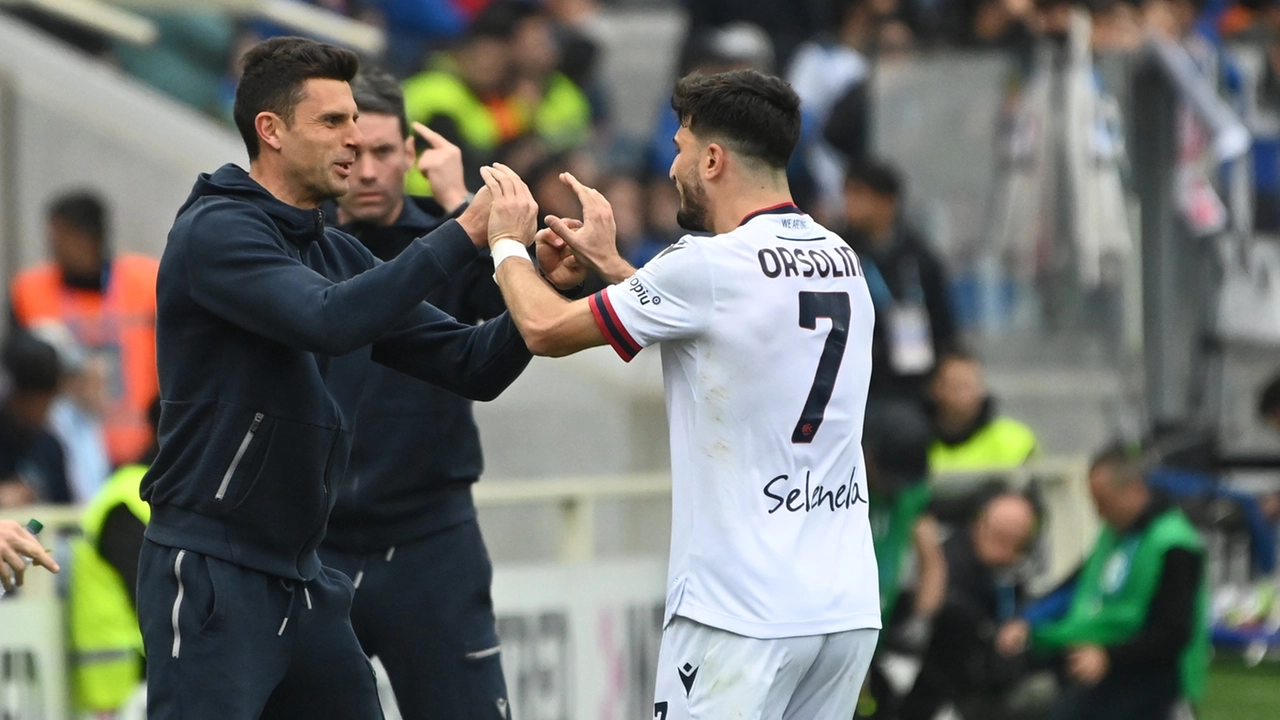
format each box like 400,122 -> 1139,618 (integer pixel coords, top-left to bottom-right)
319,67 -> 579,720
0,331 -> 71,506
136,38 -> 533,720
841,158 -> 957,404
899,493 -> 1041,720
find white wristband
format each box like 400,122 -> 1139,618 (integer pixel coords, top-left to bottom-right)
490,238 -> 531,279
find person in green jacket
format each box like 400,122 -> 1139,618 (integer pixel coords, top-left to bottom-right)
929,352 -> 1038,474
68,398 -> 159,715
995,444 -> 1209,720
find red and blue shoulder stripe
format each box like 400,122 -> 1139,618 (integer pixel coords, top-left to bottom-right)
589,289 -> 642,362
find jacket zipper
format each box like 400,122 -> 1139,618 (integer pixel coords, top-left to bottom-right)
170,550 -> 187,658
216,413 -> 264,500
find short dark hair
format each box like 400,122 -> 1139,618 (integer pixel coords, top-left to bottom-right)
2,332 -> 61,394
670,70 -> 801,170
233,36 -> 360,160
467,0 -> 539,42
845,158 -> 903,198
350,67 -> 409,138
48,191 -> 106,246
1260,373 -> 1280,419
1089,441 -> 1147,486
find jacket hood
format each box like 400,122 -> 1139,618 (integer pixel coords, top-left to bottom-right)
179,164 -> 325,244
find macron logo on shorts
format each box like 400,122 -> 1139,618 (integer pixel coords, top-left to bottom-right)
679,663 -> 698,696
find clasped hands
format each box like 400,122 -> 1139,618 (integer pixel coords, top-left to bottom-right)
477,163 -> 621,291
995,619 -> 1109,685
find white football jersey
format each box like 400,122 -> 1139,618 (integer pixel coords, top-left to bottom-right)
589,205 -> 881,639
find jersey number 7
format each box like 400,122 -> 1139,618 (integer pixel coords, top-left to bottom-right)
792,291 -> 851,444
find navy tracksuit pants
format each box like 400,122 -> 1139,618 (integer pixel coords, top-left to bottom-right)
137,539 -> 383,720
319,518 -> 511,720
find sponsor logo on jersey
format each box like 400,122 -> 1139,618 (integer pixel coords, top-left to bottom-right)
628,276 -> 661,305
763,469 -> 867,514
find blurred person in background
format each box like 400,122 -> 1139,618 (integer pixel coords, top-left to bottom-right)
0,332 -> 71,507
9,191 -> 159,468
505,0 -> 592,152
787,0 -> 872,223
68,397 -> 159,717
1091,0 -> 1145,51
681,0 -> 827,71
403,0 -> 591,195
842,159 -> 958,406
900,493 -> 1049,720
320,67 -> 564,720
860,402 -> 947,719
996,445 -> 1210,720
374,0 -> 470,78
544,0 -> 607,127
30,321 -> 111,505
928,352 -> 1039,474
403,5 -> 519,193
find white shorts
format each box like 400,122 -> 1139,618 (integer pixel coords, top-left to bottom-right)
652,615 -> 879,720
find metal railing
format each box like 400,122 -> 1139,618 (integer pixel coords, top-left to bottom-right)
0,457 -> 1098,572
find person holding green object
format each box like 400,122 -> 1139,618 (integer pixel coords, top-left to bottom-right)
996,444 -> 1209,720
0,517 -> 55,592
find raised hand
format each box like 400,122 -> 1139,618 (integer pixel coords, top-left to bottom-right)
480,163 -> 538,248
412,122 -> 467,213
456,185 -> 493,249
536,220 -> 587,290
544,172 -> 628,282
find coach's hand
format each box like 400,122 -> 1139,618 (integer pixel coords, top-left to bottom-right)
481,163 -> 537,248
456,186 -> 493,249
545,173 -> 630,284
536,220 -> 587,290
412,122 -> 468,213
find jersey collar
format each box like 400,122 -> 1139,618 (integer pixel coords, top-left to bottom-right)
738,202 -> 802,228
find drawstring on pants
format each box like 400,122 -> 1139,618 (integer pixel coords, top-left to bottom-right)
278,579 -> 314,636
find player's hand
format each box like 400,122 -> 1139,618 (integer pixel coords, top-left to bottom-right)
995,619 -> 1029,657
545,172 -> 628,282
456,186 -> 493,249
0,518 -> 58,592
480,163 -> 537,248
412,122 -> 468,213
536,220 -> 587,291
1067,645 -> 1109,685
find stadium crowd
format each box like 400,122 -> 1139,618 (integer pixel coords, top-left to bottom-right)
2,0 -> 1280,718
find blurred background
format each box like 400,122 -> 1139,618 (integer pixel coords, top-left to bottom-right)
2,0 -> 1280,718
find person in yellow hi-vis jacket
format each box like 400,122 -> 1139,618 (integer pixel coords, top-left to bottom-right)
69,398 -> 157,716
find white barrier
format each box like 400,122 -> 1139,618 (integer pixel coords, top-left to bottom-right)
0,459 -> 1093,720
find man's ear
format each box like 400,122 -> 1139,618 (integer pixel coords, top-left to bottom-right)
256,112 -> 286,153
703,142 -> 726,181
403,135 -> 417,165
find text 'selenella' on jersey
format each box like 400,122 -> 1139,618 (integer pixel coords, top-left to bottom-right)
764,468 -> 868,515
